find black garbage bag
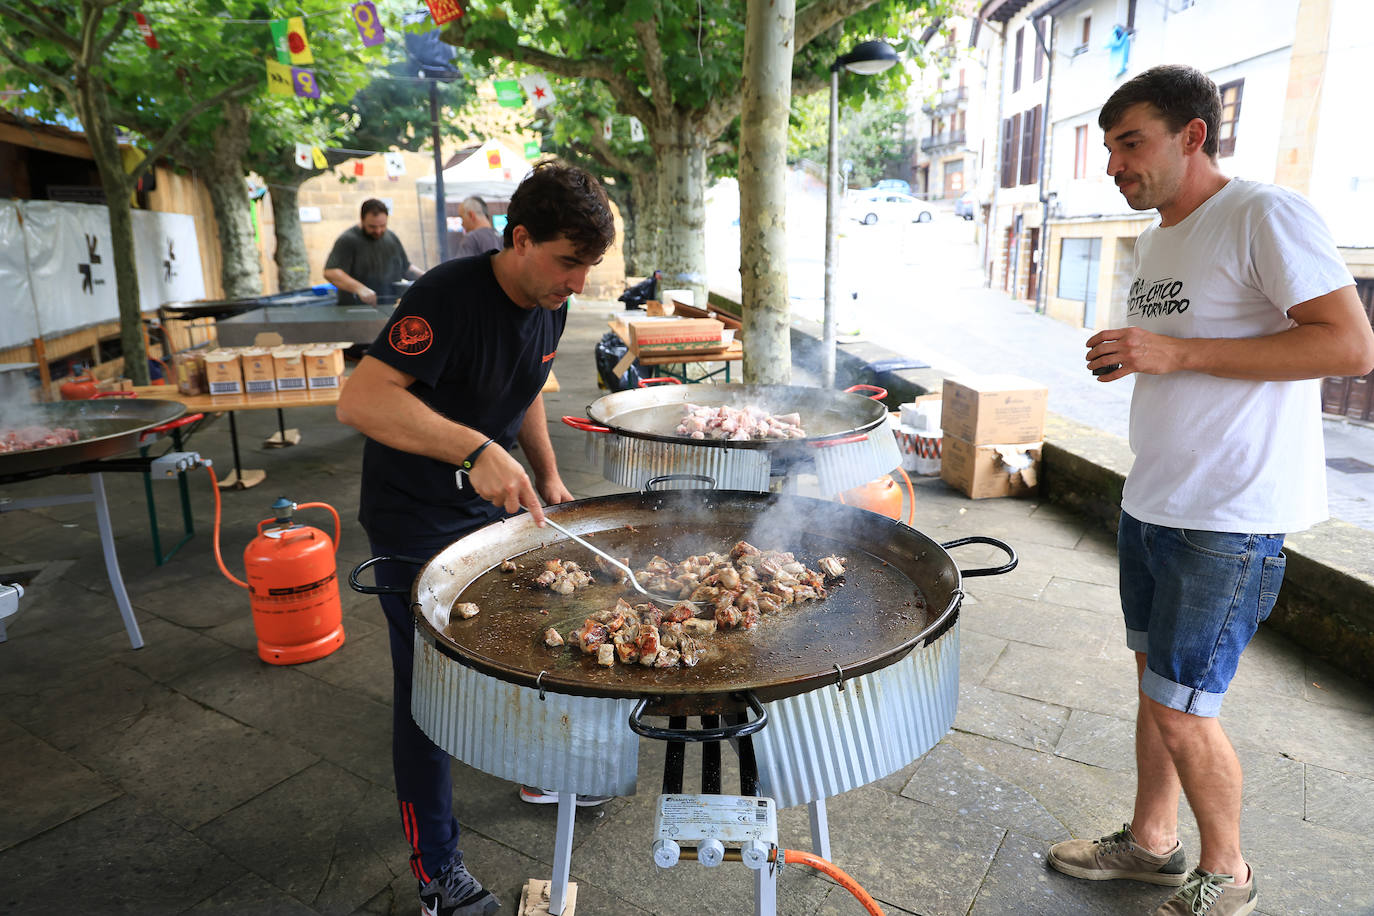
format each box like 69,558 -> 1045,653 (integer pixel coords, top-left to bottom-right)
594,331 -> 646,391
618,270 -> 661,310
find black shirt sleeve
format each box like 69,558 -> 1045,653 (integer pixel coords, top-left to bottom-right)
368,279 -> 465,390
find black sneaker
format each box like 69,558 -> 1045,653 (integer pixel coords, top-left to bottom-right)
418,855 -> 500,916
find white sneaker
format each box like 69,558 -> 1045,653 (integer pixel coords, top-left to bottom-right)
518,785 -> 613,807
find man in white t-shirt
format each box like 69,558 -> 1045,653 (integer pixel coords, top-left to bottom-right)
1047,65 -> 1374,916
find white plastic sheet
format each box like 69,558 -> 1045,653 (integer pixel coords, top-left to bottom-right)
20,201 -> 120,336
0,201 -> 40,350
131,209 -> 206,310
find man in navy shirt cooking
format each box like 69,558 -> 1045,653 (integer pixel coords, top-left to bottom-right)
337,162 -> 615,916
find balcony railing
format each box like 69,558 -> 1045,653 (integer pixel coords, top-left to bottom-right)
920,128 -> 967,152
920,85 -> 969,115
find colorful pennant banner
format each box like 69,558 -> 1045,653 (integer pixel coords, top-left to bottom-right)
424,0 -> 463,25
134,12 -> 159,49
493,80 -> 523,108
352,1 -> 385,47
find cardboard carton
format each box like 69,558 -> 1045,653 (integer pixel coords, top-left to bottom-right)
940,434 -> 1041,499
626,318 -> 724,356
303,346 -> 345,390
940,375 -> 1048,445
239,347 -> 277,394
203,349 -> 244,396
271,347 -> 308,392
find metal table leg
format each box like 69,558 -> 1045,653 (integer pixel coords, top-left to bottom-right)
808,799 -> 831,861
90,473 -> 143,649
549,793 -> 576,915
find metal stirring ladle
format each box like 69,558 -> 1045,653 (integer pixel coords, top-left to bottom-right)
540,516 -> 706,609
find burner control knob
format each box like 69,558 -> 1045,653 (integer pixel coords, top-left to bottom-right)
652,838 -> 680,868
697,838 -> 725,867
740,840 -> 769,870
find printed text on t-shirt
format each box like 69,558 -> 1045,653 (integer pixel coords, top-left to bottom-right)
1128,276 -> 1190,319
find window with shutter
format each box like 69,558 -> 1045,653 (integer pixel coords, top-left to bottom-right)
1020,107 -> 1038,185
1014,27 -> 1024,92
1074,125 -> 1088,179
1002,115 -> 1021,188
1034,21 -> 1045,81
1218,79 -> 1243,157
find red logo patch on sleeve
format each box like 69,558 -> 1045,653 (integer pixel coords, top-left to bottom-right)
389,316 -> 433,355
541,350 -> 557,363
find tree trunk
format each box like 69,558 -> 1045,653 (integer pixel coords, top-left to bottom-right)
202,101 -> 261,300
83,79 -> 149,385
626,170 -> 661,279
739,0 -> 796,386
269,181 -> 310,292
654,125 -> 708,308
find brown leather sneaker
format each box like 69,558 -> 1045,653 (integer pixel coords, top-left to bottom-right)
1153,867 -> 1258,915
1047,823 -> 1188,886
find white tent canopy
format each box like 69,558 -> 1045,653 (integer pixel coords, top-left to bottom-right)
415,138 -> 532,201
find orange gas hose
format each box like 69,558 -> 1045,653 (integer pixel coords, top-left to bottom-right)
894,465 -> 916,526
207,465 -> 249,589
780,849 -> 884,915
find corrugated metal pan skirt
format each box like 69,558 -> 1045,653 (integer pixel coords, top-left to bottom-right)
592,432 -> 773,492
753,621 -> 959,809
811,430 -> 904,496
412,631 -> 641,796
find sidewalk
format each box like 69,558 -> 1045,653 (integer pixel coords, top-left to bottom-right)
1,300 -> 1371,915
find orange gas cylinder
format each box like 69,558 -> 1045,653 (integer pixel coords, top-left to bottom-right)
838,475 -> 905,521
241,497 -> 345,665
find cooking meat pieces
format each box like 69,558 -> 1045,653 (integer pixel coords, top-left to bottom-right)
674,404 -> 806,441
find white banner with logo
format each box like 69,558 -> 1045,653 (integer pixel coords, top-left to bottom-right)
0,200 -> 40,350
20,200 -> 120,336
131,209 -> 206,310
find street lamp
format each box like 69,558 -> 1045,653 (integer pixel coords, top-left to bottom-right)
823,39 -> 899,389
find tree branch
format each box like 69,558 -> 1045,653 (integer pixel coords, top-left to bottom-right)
96,1 -> 140,58
792,71 -> 829,98
796,0 -> 884,48
443,25 -> 658,126
1,1 -> 82,53
707,140 -> 734,159
632,18 -> 673,124
129,75 -> 258,184
0,38 -> 76,105
582,123 -> 643,176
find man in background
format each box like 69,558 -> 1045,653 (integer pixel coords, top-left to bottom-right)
452,196 -> 503,258
323,198 -> 421,305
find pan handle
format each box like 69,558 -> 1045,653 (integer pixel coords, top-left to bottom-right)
628,692 -> 768,742
561,415 -> 610,434
844,384 -> 888,401
644,474 -> 718,491
637,377 -> 683,387
140,412 -> 204,443
940,536 -> 1018,578
348,555 -> 428,595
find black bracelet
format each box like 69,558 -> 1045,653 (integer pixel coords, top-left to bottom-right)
460,438 -> 495,471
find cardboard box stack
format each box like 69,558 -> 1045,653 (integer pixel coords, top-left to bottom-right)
303,346 -> 345,390
203,349 -> 245,396
271,347 -> 308,391
939,375 -> 1048,499
180,343 -> 347,396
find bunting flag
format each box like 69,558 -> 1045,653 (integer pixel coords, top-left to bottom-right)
354,160 -> 365,176
524,141 -> 540,159
384,153 -> 406,177
603,118 -> 613,140
628,116 -> 644,142
294,144 -> 313,168
265,59 -> 295,96
271,17 -> 313,65
486,148 -> 502,169
519,73 -> 555,109
493,80 -> 523,108
134,12 -> 158,49
352,1 -> 385,47
293,68 -> 321,99
311,146 -> 328,168
425,0 -> 463,25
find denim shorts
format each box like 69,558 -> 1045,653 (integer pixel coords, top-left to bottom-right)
1117,511 -> 1287,717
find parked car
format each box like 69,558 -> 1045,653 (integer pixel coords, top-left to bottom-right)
953,192 -> 978,220
847,191 -> 933,225
871,178 -> 912,195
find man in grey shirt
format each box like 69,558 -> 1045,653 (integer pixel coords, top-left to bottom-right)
452,196 -> 503,258
323,199 -> 421,305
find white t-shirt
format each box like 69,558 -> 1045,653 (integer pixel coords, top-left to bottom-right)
1122,178 -> 1354,534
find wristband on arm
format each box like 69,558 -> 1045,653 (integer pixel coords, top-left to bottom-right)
454,438 -> 495,490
